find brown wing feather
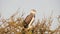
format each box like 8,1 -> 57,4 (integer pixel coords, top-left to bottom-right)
24,14 -> 34,24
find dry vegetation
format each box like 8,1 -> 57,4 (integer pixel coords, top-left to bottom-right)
0,11 -> 60,34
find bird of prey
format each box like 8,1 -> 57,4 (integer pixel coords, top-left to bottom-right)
23,9 -> 36,28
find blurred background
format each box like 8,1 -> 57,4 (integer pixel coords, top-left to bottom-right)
0,0 -> 60,30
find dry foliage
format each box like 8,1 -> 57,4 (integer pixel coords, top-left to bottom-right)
0,11 -> 60,34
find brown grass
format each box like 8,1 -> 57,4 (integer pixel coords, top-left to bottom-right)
0,11 -> 60,34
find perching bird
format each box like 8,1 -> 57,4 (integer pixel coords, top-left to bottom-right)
23,9 -> 36,28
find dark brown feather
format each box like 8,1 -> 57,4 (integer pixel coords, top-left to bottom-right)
24,13 -> 35,25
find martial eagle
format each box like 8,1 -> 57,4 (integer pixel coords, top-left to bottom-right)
23,9 -> 36,29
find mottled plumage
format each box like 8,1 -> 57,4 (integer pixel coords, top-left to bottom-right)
25,13 -> 35,25
24,9 -> 36,28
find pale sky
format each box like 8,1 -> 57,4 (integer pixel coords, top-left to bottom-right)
0,0 -> 60,30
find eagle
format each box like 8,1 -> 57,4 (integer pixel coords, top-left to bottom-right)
23,9 -> 36,28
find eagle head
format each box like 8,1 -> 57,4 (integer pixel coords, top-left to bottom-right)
30,9 -> 36,15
